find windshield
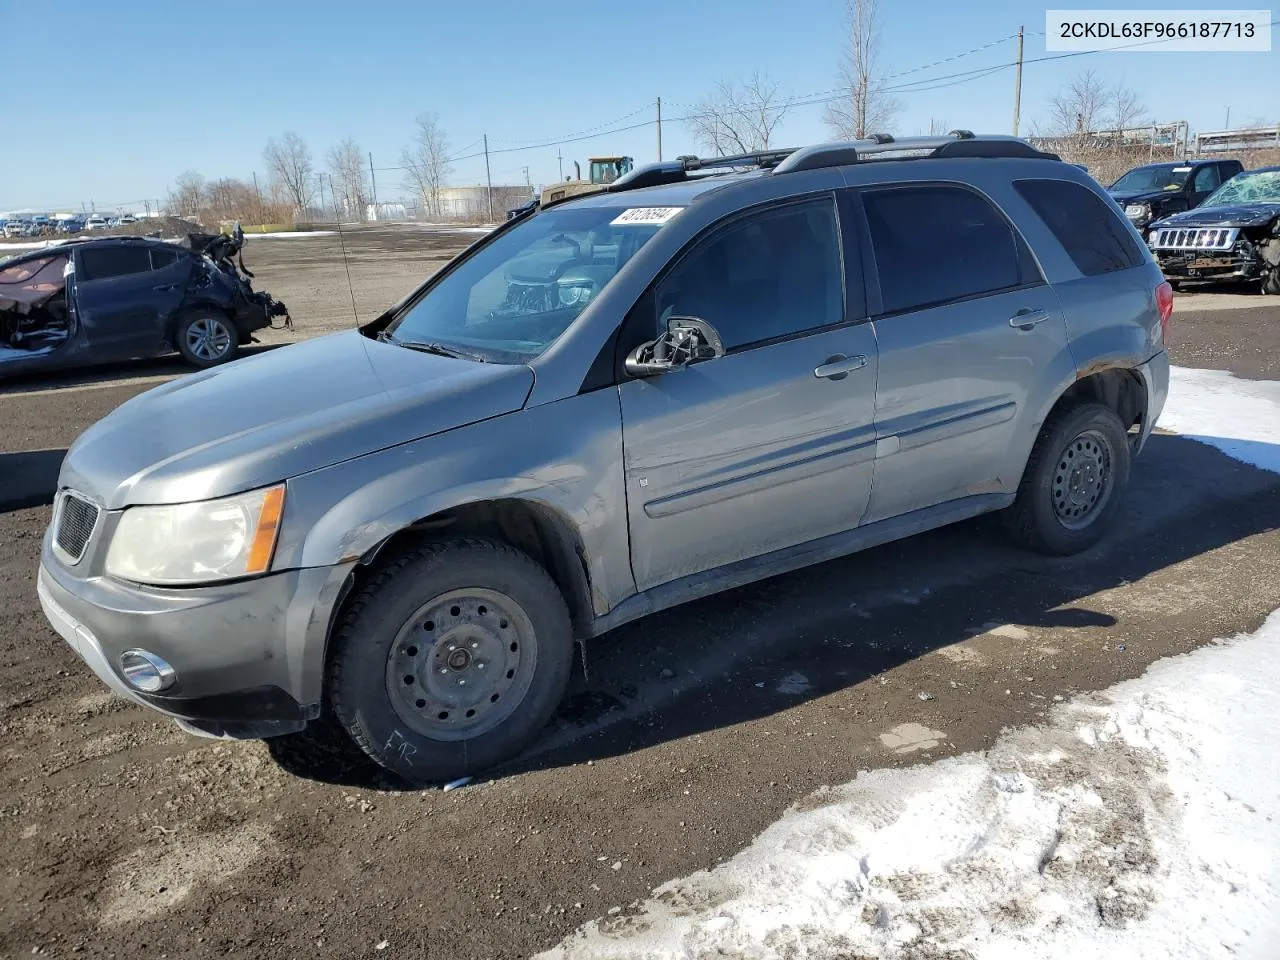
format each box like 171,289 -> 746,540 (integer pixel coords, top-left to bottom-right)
1202,170 -> 1280,206
382,204 -> 673,363
1109,165 -> 1190,193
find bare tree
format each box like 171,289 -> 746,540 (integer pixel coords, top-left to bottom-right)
1046,69 -> 1108,134
167,170 -> 205,217
263,131 -> 314,215
327,137 -> 368,221
687,71 -> 789,156
1107,83 -> 1148,132
824,0 -> 901,140
400,113 -> 453,218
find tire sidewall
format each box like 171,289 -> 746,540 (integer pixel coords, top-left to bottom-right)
330,544 -> 574,784
1025,404 -> 1131,555
176,310 -> 239,367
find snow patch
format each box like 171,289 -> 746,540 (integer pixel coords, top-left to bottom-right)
1162,366 -> 1280,473
539,610 -> 1280,959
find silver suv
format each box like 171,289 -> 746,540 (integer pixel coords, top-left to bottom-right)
38,132 -> 1171,784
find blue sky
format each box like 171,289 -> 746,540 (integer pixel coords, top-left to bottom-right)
2,0 -> 1276,211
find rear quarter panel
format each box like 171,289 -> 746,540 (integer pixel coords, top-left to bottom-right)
969,166 -> 1167,485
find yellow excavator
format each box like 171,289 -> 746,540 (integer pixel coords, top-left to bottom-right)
541,156 -> 635,205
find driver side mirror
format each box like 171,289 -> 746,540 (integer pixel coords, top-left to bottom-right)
624,316 -> 726,378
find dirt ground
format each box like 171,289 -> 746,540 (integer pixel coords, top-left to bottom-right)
2,225 -> 1279,959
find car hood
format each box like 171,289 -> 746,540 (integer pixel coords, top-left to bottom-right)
1108,188 -> 1182,205
60,329 -> 535,509
1150,202 -> 1280,229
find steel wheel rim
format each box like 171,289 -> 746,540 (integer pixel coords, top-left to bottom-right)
385,587 -> 538,741
186,317 -> 232,361
1052,429 -> 1114,530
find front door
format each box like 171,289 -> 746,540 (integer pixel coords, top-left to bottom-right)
854,182 -> 1070,524
72,244 -> 188,360
618,195 -> 880,592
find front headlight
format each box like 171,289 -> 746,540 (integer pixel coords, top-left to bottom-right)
105,484 -> 285,586
1125,203 -> 1151,221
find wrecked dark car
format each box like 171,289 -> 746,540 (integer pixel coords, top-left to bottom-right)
0,228 -> 290,380
1109,158 -> 1244,236
1146,166 -> 1280,292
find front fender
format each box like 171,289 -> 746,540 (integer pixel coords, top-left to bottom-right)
275,389 -> 636,617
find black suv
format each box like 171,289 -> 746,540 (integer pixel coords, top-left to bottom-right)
1108,159 -> 1244,236
0,231 -> 289,380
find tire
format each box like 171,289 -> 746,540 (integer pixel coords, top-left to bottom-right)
1002,402 -> 1131,556
175,310 -> 239,368
1262,267 -> 1280,296
328,538 -> 574,785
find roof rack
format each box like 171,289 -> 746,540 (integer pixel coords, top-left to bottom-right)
570,131 -> 1060,203
604,148 -> 800,193
771,131 -> 1058,174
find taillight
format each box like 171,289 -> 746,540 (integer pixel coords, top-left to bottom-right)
1155,281 -> 1173,340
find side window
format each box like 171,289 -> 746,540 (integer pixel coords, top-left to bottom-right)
654,197 -> 844,351
150,247 -> 179,269
1013,178 -> 1144,277
78,246 -> 154,281
1193,165 -> 1221,193
862,184 -> 1027,314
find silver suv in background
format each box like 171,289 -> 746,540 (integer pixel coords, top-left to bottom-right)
38,132 -> 1172,784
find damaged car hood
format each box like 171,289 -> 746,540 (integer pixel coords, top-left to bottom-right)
1151,203 -> 1280,229
59,329 -> 534,509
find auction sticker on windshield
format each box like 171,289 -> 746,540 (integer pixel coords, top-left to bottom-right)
611,207 -> 684,226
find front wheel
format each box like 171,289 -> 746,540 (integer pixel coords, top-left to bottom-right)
175,310 -> 239,368
1262,267 -> 1280,296
1002,402 -> 1131,556
328,538 -> 574,785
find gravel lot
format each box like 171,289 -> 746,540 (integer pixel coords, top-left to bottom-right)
2,225 -> 1279,959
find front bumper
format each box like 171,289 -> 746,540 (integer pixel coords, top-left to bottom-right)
1152,249 -> 1261,281
38,536 -> 354,739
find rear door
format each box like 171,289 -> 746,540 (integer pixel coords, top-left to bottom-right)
854,182 -> 1069,524
617,194 -> 880,591
72,244 -> 188,360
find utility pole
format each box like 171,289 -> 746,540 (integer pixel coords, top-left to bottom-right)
483,134 -> 493,221
1012,25 -> 1024,136
522,166 -> 532,198
657,97 -> 663,161
368,151 -> 378,219
1225,106 -> 1231,129
318,174 -> 325,219
557,149 -> 564,180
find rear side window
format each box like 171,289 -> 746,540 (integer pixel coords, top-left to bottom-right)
1192,165 -> 1221,193
150,247 -> 179,269
1014,179 -> 1144,277
862,184 -> 1031,315
78,246 -> 154,281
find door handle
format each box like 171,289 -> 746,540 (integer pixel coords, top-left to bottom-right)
1009,309 -> 1051,330
814,354 -> 868,381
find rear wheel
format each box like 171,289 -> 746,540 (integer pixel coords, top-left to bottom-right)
1002,402 -> 1131,556
175,310 -> 239,368
328,538 -> 574,785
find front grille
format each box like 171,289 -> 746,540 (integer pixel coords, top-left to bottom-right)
54,492 -> 99,564
1151,227 -> 1239,251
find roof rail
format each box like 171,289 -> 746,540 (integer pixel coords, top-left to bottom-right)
603,148 -> 800,195
771,132 -> 1059,174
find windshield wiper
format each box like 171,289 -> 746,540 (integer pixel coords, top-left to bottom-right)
379,332 -> 488,362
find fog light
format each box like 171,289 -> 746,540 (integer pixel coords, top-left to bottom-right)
119,649 -> 176,693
